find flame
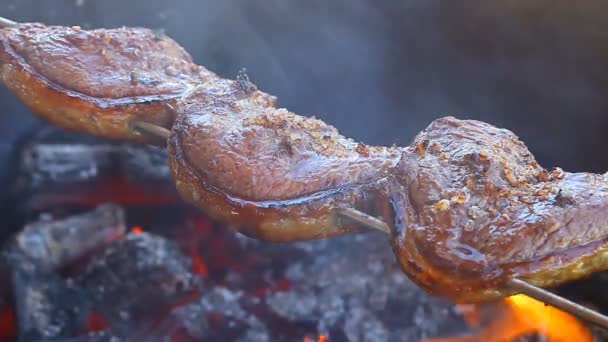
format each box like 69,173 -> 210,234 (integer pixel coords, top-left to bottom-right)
500,295 -> 593,341
303,335 -> 328,342
422,294 -> 593,342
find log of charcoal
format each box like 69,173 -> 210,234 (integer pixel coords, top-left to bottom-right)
2,204 -> 126,342
121,145 -> 171,183
10,268 -> 87,342
18,143 -> 118,193
9,204 -> 126,272
76,232 -> 199,337
169,233 -> 466,342
263,234 -> 467,341
14,126 -> 174,213
170,287 -> 265,341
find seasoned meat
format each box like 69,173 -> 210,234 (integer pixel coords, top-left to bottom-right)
168,78 -> 402,241
390,117 -> 608,302
0,23 -> 217,141
5,22 -> 608,303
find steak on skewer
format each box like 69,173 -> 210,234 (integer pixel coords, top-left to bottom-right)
391,117 -> 608,302
3,22 -> 608,304
169,80 -> 402,242
0,23 -> 264,142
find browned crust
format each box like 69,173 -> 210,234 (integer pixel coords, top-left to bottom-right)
393,224 -> 608,303
0,37 -> 178,143
387,117 -> 608,302
167,124 -> 394,242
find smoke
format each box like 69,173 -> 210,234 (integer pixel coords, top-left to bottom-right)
2,0 -> 608,174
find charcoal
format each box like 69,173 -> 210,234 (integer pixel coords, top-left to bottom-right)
76,232 -> 198,336
169,232 -> 466,342
15,140 -> 174,212
261,234 -> 466,341
11,267 -> 87,341
171,287 -> 269,342
2,204 -> 128,341
18,143 -> 170,192
121,145 -> 170,183
10,204 -> 125,272
19,144 -> 118,192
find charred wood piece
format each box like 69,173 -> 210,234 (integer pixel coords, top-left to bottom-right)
9,204 -> 126,272
11,269 -> 86,342
76,232 -> 199,336
14,131 -> 174,212
2,204 -> 127,341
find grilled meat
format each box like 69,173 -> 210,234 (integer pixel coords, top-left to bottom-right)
391,117 -> 608,302
0,23 -> 218,142
4,23 -> 608,303
169,79 -> 401,241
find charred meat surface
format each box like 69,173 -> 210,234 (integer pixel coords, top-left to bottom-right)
392,117 -> 608,302
0,23 -> 217,141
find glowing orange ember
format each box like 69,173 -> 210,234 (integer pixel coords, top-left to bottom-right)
191,254 -> 209,277
0,306 -> 16,341
84,311 -> 107,333
422,294 -> 593,342
303,335 -> 328,342
130,226 -> 144,234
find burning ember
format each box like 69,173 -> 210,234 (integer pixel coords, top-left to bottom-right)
424,294 -> 593,342
303,335 -> 328,342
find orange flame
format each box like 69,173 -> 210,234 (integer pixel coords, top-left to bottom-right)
422,294 -> 593,342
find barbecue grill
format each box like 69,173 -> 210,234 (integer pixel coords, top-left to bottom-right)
3,1 -> 608,341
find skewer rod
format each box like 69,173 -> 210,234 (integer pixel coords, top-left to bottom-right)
131,121 -> 171,140
0,17 -> 17,28
506,278 -> 608,330
336,208 -> 391,235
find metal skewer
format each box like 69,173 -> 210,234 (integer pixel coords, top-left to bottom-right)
336,207 -> 391,235
3,13 -> 608,331
506,278 -> 608,329
131,121 -> 171,141
0,16 -> 17,28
